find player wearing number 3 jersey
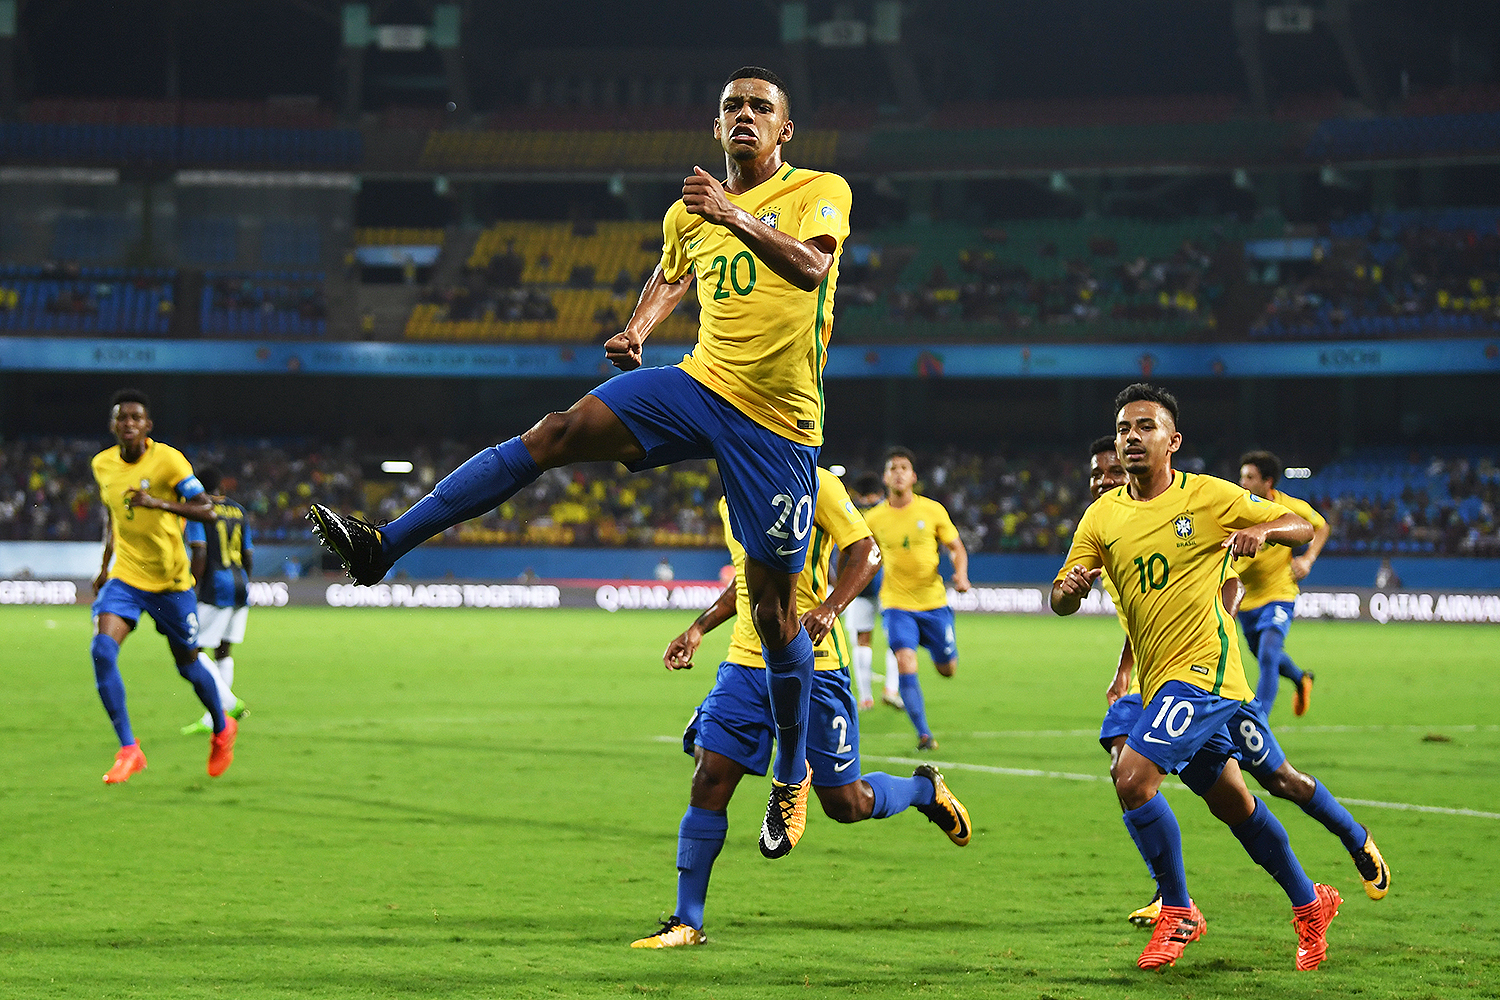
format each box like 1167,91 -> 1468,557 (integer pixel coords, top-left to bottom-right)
1055,383 -> 1345,972
308,67 -> 848,861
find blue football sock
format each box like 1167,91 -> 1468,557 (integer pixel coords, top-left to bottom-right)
1122,794 -> 1189,908
863,771 -> 935,819
1231,798 -> 1317,907
90,634 -> 133,746
380,437 -> 541,561
1254,628 -> 1287,712
176,653 -> 226,732
1119,806 -> 1160,886
674,806 -> 727,930
897,672 -> 930,739
1299,779 -> 1367,853
763,628 -> 813,785
1277,648 -> 1305,686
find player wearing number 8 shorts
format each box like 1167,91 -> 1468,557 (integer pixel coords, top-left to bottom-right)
1057,384 -> 1343,971
1084,438 -> 1391,929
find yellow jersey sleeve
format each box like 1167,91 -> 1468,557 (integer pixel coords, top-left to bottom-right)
91,440 -> 199,593
670,165 -> 849,447
1235,488 -> 1321,610
722,471 -> 860,671
867,495 -> 958,612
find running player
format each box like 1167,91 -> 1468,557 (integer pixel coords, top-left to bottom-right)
89,390 -> 237,783
633,469 -> 970,948
1236,450 -> 1329,716
310,67 -> 849,859
840,471 -> 885,709
181,465 -> 252,735
861,448 -> 969,751
1053,384 -> 1340,971
1084,438 -> 1390,929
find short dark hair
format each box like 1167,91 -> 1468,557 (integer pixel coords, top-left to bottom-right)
725,66 -> 791,116
1239,449 -> 1282,486
1088,435 -> 1117,459
197,464 -> 223,494
1114,382 -> 1179,428
884,446 -> 917,472
110,388 -> 150,413
853,472 -> 883,496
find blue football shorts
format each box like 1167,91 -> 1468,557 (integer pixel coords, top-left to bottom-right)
1099,692 -> 1144,748
1238,600 -> 1295,656
1226,699 -> 1287,780
1127,680 -> 1245,793
92,578 -> 200,649
882,606 -> 957,663
590,365 -> 818,574
683,661 -> 862,788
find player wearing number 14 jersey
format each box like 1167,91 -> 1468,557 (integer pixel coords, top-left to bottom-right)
181,465 -> 252,735
1055,384 -> 1344,971
309,66 -> 849,860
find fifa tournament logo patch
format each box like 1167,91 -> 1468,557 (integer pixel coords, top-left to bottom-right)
759,210 -> 780,229
816,198 -> 840,225
1172,513 -> 1194,539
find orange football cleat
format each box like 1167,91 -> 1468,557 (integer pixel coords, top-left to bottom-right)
1293,672 -> 1315,716
103,743 -> 147,784
208,716 -> 237,777
1137,902 -> 1206,969
1293,883 -> 1341,970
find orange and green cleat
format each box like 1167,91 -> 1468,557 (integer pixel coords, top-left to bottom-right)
916,734 -> 939,752
1350,829 -> 1390,899
759,763 -> 810,859
1137,902 -> 1206,969
1293,671 -> 1315,716
208,716 -> 238,777
1129,893 -> 1163,928
630,916 -> 706,949
1293,883 -> 1342,970
103,743 -> 147,784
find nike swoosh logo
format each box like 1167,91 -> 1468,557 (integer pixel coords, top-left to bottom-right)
832,759 -> 854,772
761,829 -> 783,849
687,238 -> 705,250
1141,732 -> 1171,745
1104,539 -> 1118,550
776,545 -> 802,556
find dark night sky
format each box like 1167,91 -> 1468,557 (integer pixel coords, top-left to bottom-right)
15,0 -> 1499,107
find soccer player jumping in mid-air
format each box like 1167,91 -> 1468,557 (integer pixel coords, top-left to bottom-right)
632,469 -> 970,948
90,390 -> 238,783
309,67 -> 850,860
1084,437 -> 1389,931
1054,384 -> 1341,971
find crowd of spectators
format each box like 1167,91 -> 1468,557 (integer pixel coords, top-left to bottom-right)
208,275 -> 326,322
5,437 -> 1495,561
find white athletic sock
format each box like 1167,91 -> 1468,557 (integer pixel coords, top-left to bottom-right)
200,651 -> 236,712
884,649 -> 900,695
852,644 -> 873,702
217,654 -> 235,693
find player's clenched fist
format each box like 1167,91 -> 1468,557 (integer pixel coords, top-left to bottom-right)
604,330 -> 644,371
682,167 -> 736,225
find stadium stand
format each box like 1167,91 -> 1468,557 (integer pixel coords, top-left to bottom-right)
200,271 -> 327,337
0,266 -> 173,335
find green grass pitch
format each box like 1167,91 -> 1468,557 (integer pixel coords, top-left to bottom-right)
1,605 -> 1497,999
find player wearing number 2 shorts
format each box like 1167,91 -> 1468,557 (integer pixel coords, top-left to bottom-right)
1055,383 -> 1343,971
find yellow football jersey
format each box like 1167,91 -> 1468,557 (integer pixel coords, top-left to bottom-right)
1058,472 -> 1291,704
661,165 -> 851,447
722,468 -> 871,671
863,495 -> 959,612
91,439 -> 200,593
1235,489 -> 1326,611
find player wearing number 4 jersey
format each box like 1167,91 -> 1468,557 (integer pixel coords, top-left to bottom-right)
181,466 -> 252,735
309,67 -> 848,860
1084,439 -> 1390,932
1056,384 -> 1348,971
631,469 -> 970,948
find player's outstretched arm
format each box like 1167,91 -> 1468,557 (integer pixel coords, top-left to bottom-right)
1223,513 -> 1313,558
681,167 -> 835,292
944,535 -> 970,593
1291,517 -> 1330,581
130,489 -> 217,524
803,537 -> 880,645
1050,564 -> 1102,616
663,578 -> 738,670
605,264 -> 691,371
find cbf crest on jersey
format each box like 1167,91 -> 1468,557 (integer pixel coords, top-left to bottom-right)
1172,512 -> 1195,540
758,209 -> 780,229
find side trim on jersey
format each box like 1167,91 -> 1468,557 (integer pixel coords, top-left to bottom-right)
813,273 -> 829,430
1211,547 -> 1233,694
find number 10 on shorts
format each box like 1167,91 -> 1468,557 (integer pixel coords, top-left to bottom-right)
1150,695 -> 1195,739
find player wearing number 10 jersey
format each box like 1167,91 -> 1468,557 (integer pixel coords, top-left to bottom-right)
309,66 -> 849,861
1055,383 -> 1341,971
